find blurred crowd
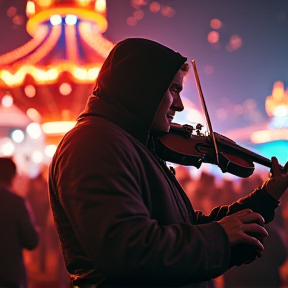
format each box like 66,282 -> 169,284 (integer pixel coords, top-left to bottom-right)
8,163 -> 288,288
175,165 -> 288,288
12,164 -> 69,288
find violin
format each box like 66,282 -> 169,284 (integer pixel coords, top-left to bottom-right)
155,59 -> 273,178
155,122 -> 272,178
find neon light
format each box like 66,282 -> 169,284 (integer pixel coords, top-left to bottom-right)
45,144 -> 57,157
0,139 -> 15,156
32,151 -> 43,163
24,85 -> 36,98
38,0 -> 53,8
0,62 -> 103,86
11,129 -> 25,143
72,67 -> 88,80
34,69 -> 49,82
26,123 -> 42,139
77,0 -> 91,7
0,25 -> 48,65
42,121 -> 76,134
27,7 -> 107,36
2,95 -> 13,107
88,67 -> 100,80
47,68 -> 59,81
65,24 -> 78,62
50,14 -> 62,25
22,25 -> 61,65
251,128 -> 288,144
27,108 -> 42,123
95,0 -> 106,13
26,1 -> 35,18
65,14 -> 78,25
59,83 -> 72,95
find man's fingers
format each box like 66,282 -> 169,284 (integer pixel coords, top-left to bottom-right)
270,157 -> 281,176
242,223 -> 269,238
271,156 -> 288,175
241,233 -> 265,252
239,211 -> 265,226
231,208 -> 253,216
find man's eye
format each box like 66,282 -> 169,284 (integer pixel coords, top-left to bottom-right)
170,88 -> 179,94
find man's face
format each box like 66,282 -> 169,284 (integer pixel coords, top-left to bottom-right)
151,70 -> 184,133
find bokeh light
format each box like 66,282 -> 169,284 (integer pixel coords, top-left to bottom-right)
7,7 -> 17,18
226,35 -> 242,51
50,15 -> 62,26
32,150 -> 43,163
24,85 -> 36,98
65,15 -> 78,25
207,31 -> 219,44
204,64 -> 214,75
134,10 -> 144,20
161,6 -> 175,17
95,0 -> 106,12
0,139 -> 15,156
150,2 -> 160,13
11,129 -> 25,143
2,95 -> 13,107
45,144 -> 57,157
59,83 -> 72,96
127,16 -> 137,26
27,108 -> 42,123
26,123 -> 42,139
210,19 -> 222,29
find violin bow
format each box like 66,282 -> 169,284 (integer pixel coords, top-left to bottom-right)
191,60 -> 220,166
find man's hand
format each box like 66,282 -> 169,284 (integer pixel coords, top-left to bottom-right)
217,209 -> 268,256
262,157 -> 288,201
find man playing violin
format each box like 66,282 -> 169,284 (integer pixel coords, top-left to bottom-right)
48,38 -> 288,288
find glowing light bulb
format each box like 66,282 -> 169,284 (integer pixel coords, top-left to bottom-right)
95,0 -> 106,13
26,123 -> 42,139
32,151 -> 43,163
11,129 -> 25,143
59,83 -> 72,95
24,85 -> 36,98
27,108 -> 42,123
50,15 -> 62,26
45,145 -> 57,157
1,139 -> 15,156
65,15 -> 77,25
2,95 -> 13,107
26,1 -> 35,17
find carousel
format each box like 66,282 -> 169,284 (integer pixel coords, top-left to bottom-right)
0,0 -> 114,174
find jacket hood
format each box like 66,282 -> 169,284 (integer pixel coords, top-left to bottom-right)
80,38 -> 187,145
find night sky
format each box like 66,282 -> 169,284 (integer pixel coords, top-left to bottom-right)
0,0 -> 288,135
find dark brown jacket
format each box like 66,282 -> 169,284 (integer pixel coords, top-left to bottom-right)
48,38 -> 279,287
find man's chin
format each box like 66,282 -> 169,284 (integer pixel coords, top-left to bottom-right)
150,126 -> 170,136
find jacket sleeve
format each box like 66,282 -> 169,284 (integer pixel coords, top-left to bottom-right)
17,198 -> 39,250
54,127 -> 231,285
194,187 -> 279,224
193,187 -> 280,267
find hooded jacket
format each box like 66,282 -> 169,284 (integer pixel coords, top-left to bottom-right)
48,38 -> 279,287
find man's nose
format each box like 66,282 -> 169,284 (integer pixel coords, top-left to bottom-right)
173,95 -> 184,111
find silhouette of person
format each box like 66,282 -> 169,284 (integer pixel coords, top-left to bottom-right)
26,164 -> 50,273
0,157 -> 38,288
